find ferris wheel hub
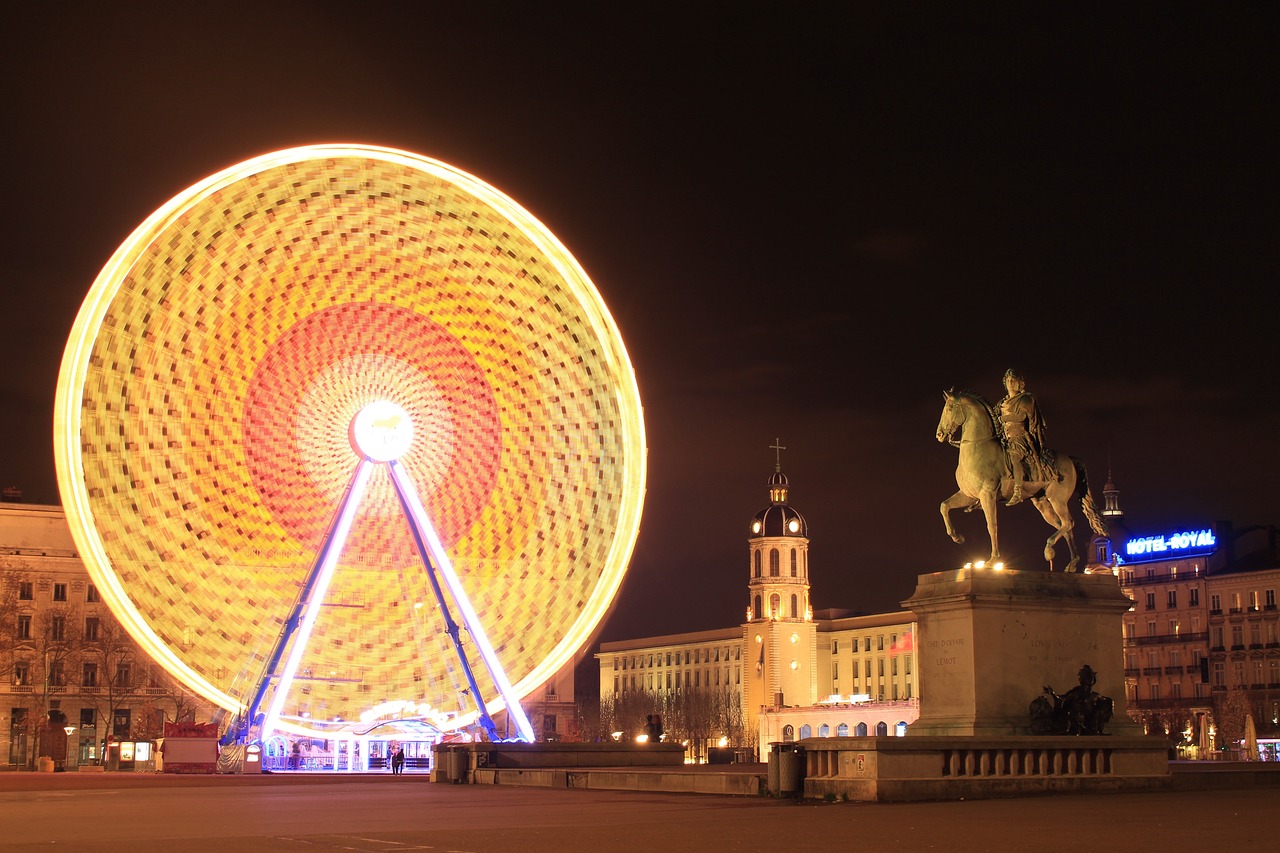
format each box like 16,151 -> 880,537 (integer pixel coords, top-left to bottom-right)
350,400 -> 414,462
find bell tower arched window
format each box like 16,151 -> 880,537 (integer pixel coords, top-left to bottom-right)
791,594 -> 798,617
769,549 -> 780,576
754,594 -> 762,620
790,548 -> 797,577
754,550 -> 761,577
769,593 -> 780,619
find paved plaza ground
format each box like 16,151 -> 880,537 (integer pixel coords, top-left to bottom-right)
0,771 -> 1275,853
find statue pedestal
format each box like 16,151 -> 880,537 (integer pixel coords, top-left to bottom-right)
902,567 -> 1142,737
797,568 -> 1168,800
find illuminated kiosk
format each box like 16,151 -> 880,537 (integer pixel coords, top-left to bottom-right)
54,145 -> 646,755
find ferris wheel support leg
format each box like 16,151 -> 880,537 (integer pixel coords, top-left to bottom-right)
387,460 -> 537,743
249,459 -> 374,743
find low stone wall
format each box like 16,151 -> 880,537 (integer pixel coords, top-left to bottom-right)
433,742 -> 685,782
471,767 -> 764,796
800,735 -> 1171,801
476,742 -> 685,769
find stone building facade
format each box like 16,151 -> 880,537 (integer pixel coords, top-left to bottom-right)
1,502 -> 215,769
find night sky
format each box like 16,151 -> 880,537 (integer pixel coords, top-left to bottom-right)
3,4 -> 1276,648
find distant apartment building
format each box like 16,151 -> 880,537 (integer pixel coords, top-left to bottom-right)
1,502 -> 215,769
1117,519 -> 1280,756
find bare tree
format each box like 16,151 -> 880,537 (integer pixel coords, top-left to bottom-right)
153,669 -> 202,725
596,687 -> 747,760
5,606 -> 83,765
0,560 -> 29,683
598,689 -> 658,743
81,618 -> 148,744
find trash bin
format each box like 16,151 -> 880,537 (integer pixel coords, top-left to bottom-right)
447,748 -> 468,783
433,746 -> 455,782
768,743 -> 805,795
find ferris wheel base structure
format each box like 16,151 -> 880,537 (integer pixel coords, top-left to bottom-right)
54,144 -> 646,747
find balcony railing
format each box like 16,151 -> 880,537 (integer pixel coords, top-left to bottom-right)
1127,697 -> 1214,710
1120,573 -> 1204,588
1125,632 -> 1208,647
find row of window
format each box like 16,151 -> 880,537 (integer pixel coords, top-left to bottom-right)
1214,658 -> 1280,688
1121,563 -> 1205,585
1140,587 -> 1279,612
832,634 -> 905,654
752,547 -> 805,578
1127,648 -> 1204,669
1209,590 -> 1277,611
12,660 -> 134,688
1143,588 -> 1201,610
832,656 -> 912,679
826,684 -> 914,701
16,582 -> 100,603
614,646 -> 742,670
1211,621 -> 1280,649
783,721 -> 906,740
1136,658 -> 1280,695
751,593 -> 805,620
615,666 -> 741,692
1129,681 -> 1208,701
1125,617 -> 1202,638
9,707 -> 132,738
13,615 -> 102,641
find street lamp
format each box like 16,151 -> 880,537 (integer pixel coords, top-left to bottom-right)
63,726 -> 76,770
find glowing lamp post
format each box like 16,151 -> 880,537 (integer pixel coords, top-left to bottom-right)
62,726 -> 76,770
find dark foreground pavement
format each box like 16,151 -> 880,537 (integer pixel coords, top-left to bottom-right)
0,772 -> 1272,853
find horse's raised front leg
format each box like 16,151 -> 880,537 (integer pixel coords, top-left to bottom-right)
978,488 -> 1000,561
940,490 -> 977,544
1035,495 -> 1076,572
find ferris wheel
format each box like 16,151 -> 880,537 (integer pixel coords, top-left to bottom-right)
54,144 -> 646,742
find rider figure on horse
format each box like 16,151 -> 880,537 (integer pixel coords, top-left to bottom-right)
999,368 -> 1050,506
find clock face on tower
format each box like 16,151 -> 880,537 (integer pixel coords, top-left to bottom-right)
788,518 -> 800,533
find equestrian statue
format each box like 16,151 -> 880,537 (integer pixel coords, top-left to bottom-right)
935,369 -> 1107,572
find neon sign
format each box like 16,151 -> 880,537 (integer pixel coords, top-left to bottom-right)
1123,528 -> 1217,563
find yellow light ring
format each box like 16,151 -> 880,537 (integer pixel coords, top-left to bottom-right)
55,144 -> 646,729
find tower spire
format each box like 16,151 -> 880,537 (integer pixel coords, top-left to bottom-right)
768,439 -> 789,504
770,437 -> 786,472
1103,450 -> 1123,520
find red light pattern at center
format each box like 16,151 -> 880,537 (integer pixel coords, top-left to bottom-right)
243,302 -> 501,552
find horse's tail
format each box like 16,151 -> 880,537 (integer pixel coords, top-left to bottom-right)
1073,457 -> 1109,538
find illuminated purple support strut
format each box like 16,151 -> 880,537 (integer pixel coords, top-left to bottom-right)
259,458 -> 373,742
244,451 -> 534,746
388,459 -> 535,742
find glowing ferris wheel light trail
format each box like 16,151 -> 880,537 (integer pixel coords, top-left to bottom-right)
260,458 -> 374,742
55,145 -> 646,742
388,458 -> 536,742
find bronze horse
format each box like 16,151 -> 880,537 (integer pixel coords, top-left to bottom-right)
936,389 -> 1106,571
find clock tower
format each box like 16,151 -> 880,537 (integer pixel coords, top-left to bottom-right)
743,441 -> 817,724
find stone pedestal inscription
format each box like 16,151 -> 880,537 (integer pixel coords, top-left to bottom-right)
902,568 -> 1140,737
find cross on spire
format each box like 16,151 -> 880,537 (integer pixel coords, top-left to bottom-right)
770,437 -> 786,472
